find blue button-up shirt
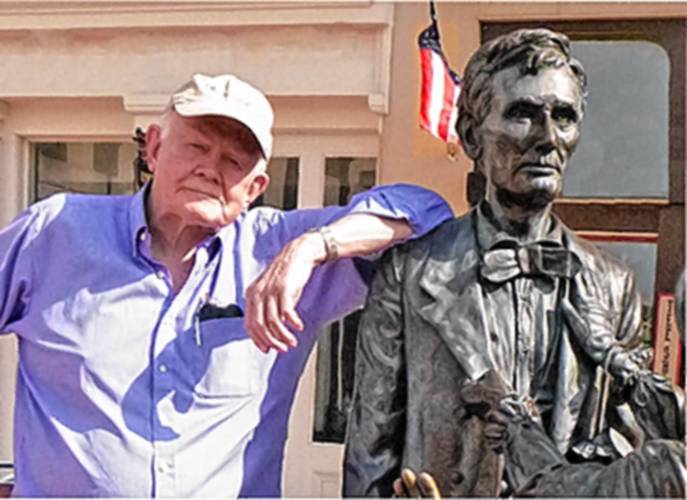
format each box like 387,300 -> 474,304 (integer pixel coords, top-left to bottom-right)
0,184 -> 451,497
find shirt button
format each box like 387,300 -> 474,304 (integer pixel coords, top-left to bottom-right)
156,270 -> 166,280
139,232 -> 147,241
159,364 -> 168,374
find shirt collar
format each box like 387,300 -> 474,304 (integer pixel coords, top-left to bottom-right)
476,201 -> 565,252
128,183 -> 150,259
127,182 -> 224,262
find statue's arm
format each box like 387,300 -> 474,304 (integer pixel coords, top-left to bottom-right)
616,272 -> 645,347
564,268 -> 644,382
343,246 -> 407,497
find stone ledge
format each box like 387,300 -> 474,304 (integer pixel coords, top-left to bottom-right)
0,1 -> 390,31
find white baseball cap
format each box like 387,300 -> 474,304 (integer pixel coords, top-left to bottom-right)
171,73 -> 274,159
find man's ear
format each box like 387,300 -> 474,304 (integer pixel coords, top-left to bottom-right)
145,124 -> 163,173
247,171 -> 270,205
457,114 -> 482,161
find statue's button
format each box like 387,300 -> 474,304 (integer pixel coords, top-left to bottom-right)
518,247 -> 531,274
450,471 -> 464,485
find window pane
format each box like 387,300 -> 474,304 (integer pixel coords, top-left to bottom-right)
253,157 -> 299,210
313,310 -> 363,443
323,157 -> 376,206
564,41 -> 669,198
33,142 -> 137,200
314,157 -> 376,444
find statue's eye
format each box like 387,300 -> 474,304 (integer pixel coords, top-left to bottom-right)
552,107 -> 579,127
505,102 -> 539,121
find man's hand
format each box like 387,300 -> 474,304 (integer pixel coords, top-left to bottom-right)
246,215 -> 413,353
245,231 -> 326,353
392,469 -> 441,499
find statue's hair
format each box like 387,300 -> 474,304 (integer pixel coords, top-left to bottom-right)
457,28 -> 588,139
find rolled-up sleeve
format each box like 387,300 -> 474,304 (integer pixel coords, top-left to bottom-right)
280,183 -> 453,241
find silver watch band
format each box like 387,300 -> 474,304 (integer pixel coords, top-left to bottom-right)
313,226 -> 339,262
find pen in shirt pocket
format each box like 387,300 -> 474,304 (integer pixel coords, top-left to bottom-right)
194,301 -> 245,346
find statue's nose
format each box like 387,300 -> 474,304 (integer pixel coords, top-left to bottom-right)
533,114 -> 559,155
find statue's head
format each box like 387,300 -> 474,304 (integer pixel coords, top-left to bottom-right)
457,29 -> 588,210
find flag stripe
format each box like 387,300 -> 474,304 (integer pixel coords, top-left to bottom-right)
437,65 -> 456,141
428,51 -> 446,137
419,47 -> 435,133
447,92 -> 460,142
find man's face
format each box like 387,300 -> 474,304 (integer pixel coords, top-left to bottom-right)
476,65 -> 583,207
147,113 -> 269,230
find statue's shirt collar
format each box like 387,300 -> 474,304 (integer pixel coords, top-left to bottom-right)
476,202 -> 565,252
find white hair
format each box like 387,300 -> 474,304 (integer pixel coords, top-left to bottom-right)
253,157 -> 268,174
158,107 -> 174,140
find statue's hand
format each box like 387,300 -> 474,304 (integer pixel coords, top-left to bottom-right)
484,397 -> 523,453
392,469 -> 441,499
606,348 -> 642,385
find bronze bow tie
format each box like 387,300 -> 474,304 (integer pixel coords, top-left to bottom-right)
480,243 -> 582,283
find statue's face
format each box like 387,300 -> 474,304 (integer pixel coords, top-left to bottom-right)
477,65 -> 583,204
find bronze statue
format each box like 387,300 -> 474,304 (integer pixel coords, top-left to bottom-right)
342,28 -> 685,497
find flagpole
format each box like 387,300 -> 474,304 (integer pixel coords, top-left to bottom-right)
429,0 -> 437,25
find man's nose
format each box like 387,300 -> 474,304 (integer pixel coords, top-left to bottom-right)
195,152 -> 222,184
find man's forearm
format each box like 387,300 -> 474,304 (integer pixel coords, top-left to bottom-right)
298,214 -> 412,265
244,183 -> 452,353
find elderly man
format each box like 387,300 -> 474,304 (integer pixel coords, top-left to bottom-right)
343,29 -> 649,497
0,73 -> 452,497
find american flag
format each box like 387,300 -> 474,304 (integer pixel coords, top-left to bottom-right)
418,20 -> 461,147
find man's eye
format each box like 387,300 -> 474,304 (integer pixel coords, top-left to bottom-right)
189,143 -> 207,152
221,155 -> 244,171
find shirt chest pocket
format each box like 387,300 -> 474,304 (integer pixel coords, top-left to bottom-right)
193,318 -> 261,398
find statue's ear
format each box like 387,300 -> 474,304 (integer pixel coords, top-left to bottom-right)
457,113 -> 482,161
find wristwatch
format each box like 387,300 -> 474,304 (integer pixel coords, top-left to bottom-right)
307,226 -> 339,262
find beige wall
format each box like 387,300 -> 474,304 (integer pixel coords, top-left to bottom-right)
380,2 -> 687,215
